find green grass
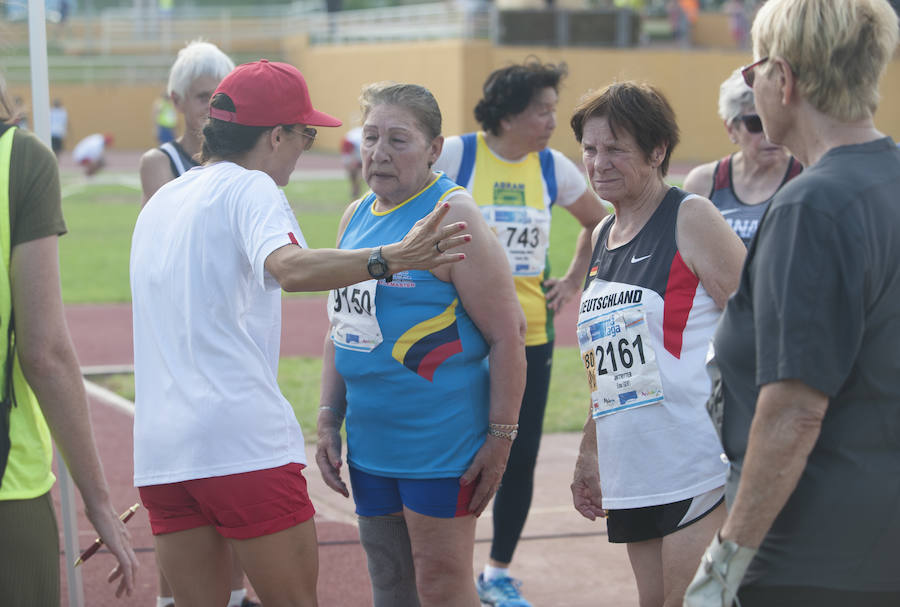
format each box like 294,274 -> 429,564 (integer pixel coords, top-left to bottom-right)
91,344 -> 590,441
60,184 -> 141,304
75,174 -> 596,437
57,175 -> 594,304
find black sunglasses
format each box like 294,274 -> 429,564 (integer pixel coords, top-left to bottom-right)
736,114 -> 764,134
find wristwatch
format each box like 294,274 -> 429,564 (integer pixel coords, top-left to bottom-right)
488,423 -> 518,441
367,247 -> 392,283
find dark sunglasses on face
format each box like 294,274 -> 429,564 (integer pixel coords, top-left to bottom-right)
736,114 -> 764,134
741,56 -> 768,88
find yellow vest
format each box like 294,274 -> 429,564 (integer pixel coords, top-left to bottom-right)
468,132 -> 554,346
0,127 -> 55,500
156,98 -> 177,129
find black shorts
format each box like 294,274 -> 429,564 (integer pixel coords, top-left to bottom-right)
607,486 -> 724,543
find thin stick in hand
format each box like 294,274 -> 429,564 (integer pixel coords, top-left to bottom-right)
73,503 -> 140,567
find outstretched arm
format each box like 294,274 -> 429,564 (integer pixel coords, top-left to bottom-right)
266,201 -> 470,292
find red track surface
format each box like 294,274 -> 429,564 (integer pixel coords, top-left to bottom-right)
59,296 -> 580,606
53,149 -> 639,606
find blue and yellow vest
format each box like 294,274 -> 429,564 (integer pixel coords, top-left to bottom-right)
334,173 -> 490,478
0,126 -> 55,500
456,132 -> 558,346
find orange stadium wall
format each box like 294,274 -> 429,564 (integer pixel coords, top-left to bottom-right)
11,40 -> 900,169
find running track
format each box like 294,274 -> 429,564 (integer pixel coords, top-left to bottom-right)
58,297 -> 586,606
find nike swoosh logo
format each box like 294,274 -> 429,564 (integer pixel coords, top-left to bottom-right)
631,254 -> 652,263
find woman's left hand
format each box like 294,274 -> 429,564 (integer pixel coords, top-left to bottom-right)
460,436 -> 513,516
543,275 -> 581,312
84,502 -> 138,598
315,426 -> 349,498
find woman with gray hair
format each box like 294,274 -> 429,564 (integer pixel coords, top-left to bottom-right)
682,68 -> 800,246
139,40 -> 235,207
316,82 -> 526,607
685,0 -> 900,605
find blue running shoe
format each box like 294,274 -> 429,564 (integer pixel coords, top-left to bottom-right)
477,573 -> 532,607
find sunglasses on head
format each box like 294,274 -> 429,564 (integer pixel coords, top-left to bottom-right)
736,114 -> 764,134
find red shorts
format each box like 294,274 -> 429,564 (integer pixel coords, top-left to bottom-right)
138,463 -> 315,539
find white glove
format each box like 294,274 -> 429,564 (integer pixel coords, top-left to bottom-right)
683,532 -> 757,607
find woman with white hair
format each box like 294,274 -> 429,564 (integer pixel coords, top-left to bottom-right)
139,40 -> 235,207
682,68 -> 800,246
685,0 -> 900,605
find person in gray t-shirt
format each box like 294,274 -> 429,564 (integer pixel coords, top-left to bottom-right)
684,1 -> 900,606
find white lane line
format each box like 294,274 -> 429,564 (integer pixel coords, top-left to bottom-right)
83,378 -> 135,417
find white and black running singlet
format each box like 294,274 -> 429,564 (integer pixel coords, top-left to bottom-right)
577,187 -> 727,510
160,140 -> 199,178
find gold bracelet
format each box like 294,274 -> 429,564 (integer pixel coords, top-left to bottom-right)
488,423 -> 518,441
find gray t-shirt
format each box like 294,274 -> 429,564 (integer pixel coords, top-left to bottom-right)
715,137 -> 900,591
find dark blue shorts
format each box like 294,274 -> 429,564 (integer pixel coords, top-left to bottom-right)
349,466 -> 474,518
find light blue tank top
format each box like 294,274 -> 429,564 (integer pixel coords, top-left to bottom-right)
335,173 -> 490,479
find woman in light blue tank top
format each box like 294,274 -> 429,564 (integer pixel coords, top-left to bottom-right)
316,82 -> 526,607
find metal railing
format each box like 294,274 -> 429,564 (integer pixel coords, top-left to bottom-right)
1,2 -> 492,82
1,53 -> 173,82
2,2 -> 642,84
304,3 -> 491,44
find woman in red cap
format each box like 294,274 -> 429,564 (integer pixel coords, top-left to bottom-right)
131,60 -> 470,607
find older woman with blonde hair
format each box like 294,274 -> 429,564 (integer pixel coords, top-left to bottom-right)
683,68 -> 801,246
685,1 -> 900,605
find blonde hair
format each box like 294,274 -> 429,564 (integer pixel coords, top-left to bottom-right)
751,0 -> 899,121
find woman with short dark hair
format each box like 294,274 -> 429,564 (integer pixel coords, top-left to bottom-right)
434,59 -> 607,606
569,81 -> 745,607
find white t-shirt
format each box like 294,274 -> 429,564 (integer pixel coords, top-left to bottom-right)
72,133 -> 104,163
131,161 -> 308,486
433,134 -> 588,208
49,107 -> 67,138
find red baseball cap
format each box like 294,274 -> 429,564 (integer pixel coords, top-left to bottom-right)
209,59 -> 342,128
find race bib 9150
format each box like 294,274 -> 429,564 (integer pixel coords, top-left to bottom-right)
327,279 -> 383,352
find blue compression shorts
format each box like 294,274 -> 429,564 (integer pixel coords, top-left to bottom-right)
349,466 -> 474,518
